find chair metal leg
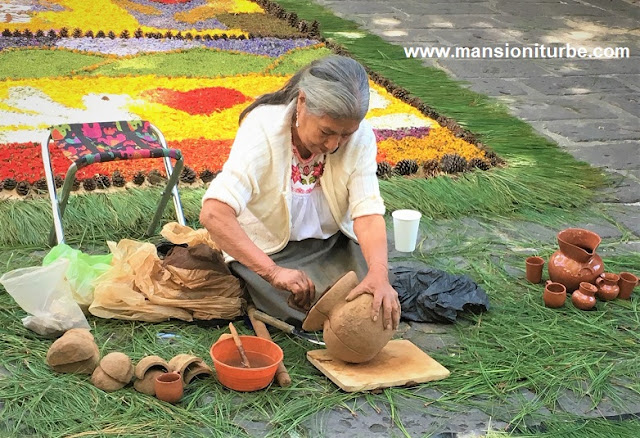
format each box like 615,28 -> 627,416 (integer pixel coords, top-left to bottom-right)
150,122 -> 186,226
146,157 -> 184,236
41,134 -> 66,245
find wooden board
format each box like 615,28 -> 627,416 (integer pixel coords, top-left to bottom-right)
306,340 -> 450,392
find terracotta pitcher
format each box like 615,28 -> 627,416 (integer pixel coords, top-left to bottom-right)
548,228 -> 604,293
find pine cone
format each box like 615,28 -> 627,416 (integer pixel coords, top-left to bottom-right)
484,150 -> 502,166
16,181 -> 31,196
95,174 -> 111,189
468,157 -> 490,171
23,29 -> 33,38
376,161 -> 393,179
72,28 -> 82,38
147,169 -> 165,185
132,171 -> 145,185
71,178 -> 81,191
3,178 -> 17,191
199,169 -> 217,183
36,30 -> 45,38
84,30 -> 94,38
120,30 -> 130,39
34,178 -> 48,193
287,12 -> 299,27
134,28 -> 143,38
422,159 -> 439,177
394,159 -> 419,176
83,177 -> 96,191
54,175 -> 64,188
112,171 -> 126,187
59,27 -> 69,37
180,166 -> 197,184
96,30 -> 105,38
439,154 -> 468,174
48,30 -> 57,38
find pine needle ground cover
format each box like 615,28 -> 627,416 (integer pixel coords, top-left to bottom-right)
1,0 -> 639,437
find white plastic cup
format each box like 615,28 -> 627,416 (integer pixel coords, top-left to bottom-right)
392,209 -> 422,252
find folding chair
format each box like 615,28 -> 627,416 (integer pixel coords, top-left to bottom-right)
41,120 -> 186,245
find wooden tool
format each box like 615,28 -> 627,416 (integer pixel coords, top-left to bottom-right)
252,309 -> 325,345
247,305 -> 291,387
228,322 -> 251,368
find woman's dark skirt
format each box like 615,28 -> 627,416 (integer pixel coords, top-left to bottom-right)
229,232 -> 368,327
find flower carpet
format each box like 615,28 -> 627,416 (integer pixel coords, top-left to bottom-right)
0,0 -> 493,198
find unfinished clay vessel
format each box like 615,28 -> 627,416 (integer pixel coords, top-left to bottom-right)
133,356 -> 169,396
46,329 -> 100,375
596,273 -> 620,301
302,271 -> 395,363
548,228 -> 604,293
618,272 -> 639,300
91,352 -> 134,392
543,281 -> 566,308
168,354 -> 212,384
572,282 -> 597,310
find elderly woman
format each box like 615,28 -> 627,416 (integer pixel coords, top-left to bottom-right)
200,55 -> 400,331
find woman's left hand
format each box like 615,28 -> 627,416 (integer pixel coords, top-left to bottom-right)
345,268 -> 400,331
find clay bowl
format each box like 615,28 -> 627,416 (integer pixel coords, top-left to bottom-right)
210,336 -> 283,392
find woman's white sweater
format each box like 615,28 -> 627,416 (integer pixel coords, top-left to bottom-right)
202,101 -> 386,258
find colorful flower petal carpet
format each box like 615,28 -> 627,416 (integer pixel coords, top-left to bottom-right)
0,0 -> 498,245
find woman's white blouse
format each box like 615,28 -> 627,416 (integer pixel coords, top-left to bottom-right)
289,145 -> 340,241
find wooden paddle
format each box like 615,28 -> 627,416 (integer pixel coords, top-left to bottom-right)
228,322 -> 251,368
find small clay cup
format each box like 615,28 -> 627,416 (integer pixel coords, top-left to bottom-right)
155,372 -> 183,404
618,272 -> 639,300
595,272 -> 620,301
543,281 -> 566,308
572,282 -> 597,310
525,256 -> 545,284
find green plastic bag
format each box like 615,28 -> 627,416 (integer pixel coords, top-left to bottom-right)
42,244 -> 113,307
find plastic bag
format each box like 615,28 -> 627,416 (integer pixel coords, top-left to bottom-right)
161,222 -> 218,250
89,239 -> 244,322
42,244 -> 113,307
392,264 -> 490,323
0,258 -> 90,337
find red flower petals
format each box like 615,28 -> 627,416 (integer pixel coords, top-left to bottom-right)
141,87 -> 251,115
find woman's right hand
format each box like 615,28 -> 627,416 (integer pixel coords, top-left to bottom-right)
260,265 -> 316,310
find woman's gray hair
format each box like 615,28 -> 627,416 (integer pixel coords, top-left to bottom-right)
239,55 -> 369,123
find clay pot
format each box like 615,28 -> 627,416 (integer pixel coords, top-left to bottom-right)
155,372 -> 183,404
183,362 -> 213,384
618,272 -> 639,300
525,256 -> 545,284
548,228 -> 604,293
46,329 -> 100,375
302,271 -> 395,363
543,281 -> 566,308
91,352 -> 134,392
595,273 -> 620,301
572,282 -> 597,310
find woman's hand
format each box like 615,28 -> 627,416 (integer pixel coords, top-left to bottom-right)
260,265 -> 316,311
345,267 -> 400,331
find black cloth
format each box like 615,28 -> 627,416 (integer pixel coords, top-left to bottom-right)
392,264 -> 490,323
